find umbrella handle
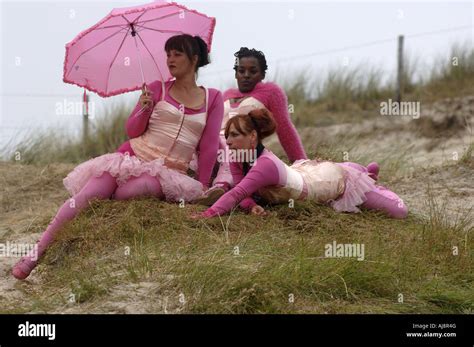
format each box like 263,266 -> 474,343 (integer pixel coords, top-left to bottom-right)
142,82 -> 149,96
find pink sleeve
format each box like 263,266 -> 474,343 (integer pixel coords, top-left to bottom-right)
229,161 -> 257,211
197,90 -> 224,188
267,84 -> 307,162
126,80 -> 163,139
204,156 -> 280,216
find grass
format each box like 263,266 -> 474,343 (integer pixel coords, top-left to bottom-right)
2,195 -> 471,314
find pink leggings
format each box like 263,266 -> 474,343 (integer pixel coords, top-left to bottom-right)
343,162 -> 408,219
12,172 -> 163,279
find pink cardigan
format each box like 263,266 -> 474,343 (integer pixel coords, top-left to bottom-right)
223,82 -> 307,162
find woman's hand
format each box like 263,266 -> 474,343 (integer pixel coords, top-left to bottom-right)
139,84 -> 154,109
190,208 -> 215,219
250,205 -> 267,216
190,212 -> 205,220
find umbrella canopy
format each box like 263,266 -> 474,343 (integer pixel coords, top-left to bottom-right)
63,1 -> 215,97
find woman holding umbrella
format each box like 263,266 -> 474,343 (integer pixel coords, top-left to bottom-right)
12,34 -> 224,280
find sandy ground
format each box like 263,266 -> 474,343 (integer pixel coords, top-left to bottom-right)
1,95 -> 472,313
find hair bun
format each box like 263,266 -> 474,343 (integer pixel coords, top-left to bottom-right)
194,35 -> 210,68
248,108 -> 277,139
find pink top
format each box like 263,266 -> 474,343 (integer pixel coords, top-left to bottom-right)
117,80 -> 224,187
223,82 -> 307,162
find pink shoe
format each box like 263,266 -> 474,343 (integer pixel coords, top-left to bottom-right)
367,162 -> 379,181
12,256 -> 37,280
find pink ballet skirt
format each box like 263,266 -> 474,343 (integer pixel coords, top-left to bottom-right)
331,162 -> 377,213
63,152 -> 204,202
289,159 -> 377,213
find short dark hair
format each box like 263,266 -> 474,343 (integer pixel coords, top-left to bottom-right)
233,47 -> 268,77
165,34 -> 210,71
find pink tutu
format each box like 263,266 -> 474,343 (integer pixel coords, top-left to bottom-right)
63,152 -> 204,202
330,163 -> 377,213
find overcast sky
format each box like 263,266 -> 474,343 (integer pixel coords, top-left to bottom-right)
0,0 -> 472,150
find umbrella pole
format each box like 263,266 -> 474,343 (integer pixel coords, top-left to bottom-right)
130,24 -> 165,102
132,32 -> 147,94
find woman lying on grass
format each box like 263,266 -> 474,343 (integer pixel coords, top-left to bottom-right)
193,108 -> 408,219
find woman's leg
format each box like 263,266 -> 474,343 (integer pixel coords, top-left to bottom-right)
12,172 -> 118,279
114,173 -> 164,200
362,185 -> 408,219
343,161 -> 379,181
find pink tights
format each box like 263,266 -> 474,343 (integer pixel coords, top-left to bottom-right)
343,162 -> 408,219
12,172 -> 163,280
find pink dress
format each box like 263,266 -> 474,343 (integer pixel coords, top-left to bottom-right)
203,149 -> 378,217
63,80 -> 224,202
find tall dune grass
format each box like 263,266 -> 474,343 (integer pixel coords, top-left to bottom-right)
280,44 -> 474,121
2,103 -> 131,165
1,44 -> 473,164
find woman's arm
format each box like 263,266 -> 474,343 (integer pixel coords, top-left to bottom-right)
229,161 -> 257,211
197,90 -> 224,188
266,83 -> 307,162
126,81 -> 162,139
202,156 -> 280,217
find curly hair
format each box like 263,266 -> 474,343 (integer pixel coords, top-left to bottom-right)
233,47 -> 268,77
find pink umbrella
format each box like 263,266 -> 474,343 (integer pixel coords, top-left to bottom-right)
63,1 -> 216,97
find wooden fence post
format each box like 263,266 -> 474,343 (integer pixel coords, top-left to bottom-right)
396,35 -> 404,103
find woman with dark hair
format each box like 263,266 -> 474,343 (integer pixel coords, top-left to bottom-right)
195,109 -> 408,219
12,34 -> 224,280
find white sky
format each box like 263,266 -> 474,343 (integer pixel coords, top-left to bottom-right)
0,0 -> 473,150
